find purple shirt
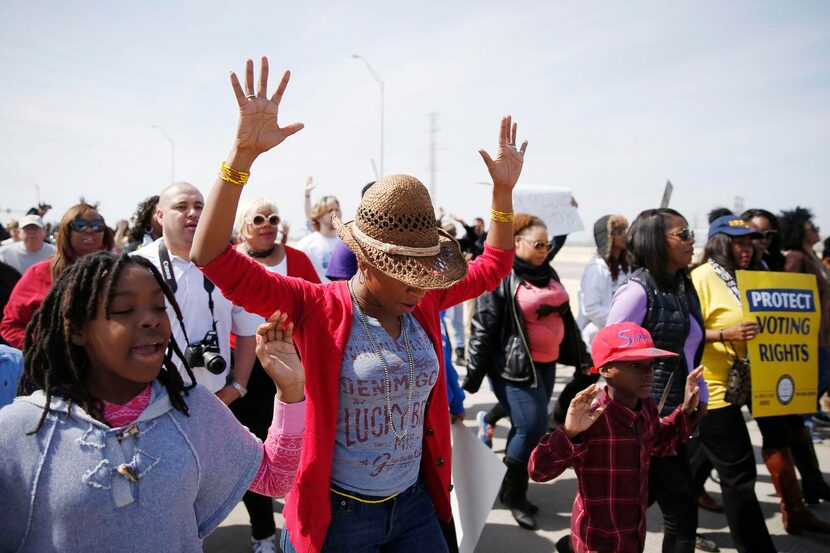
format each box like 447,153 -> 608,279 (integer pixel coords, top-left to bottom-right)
608,280 -> 708,403
326,240 -> 358,281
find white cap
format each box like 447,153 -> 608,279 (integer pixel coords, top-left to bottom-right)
19,214 -> 45,228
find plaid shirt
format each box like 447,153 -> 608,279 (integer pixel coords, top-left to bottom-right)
529,387 -> 696,553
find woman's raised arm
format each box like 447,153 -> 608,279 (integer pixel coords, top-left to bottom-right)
192,56 -> 304,266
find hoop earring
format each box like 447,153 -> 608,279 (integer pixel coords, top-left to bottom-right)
358,270 -> 366,284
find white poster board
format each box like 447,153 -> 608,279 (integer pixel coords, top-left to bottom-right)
450,423 -> 506,553
513,185 -> 584,236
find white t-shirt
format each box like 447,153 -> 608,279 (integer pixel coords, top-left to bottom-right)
295,231 -> 341,283
0,242 -> 55,275
134,238 -> 261,392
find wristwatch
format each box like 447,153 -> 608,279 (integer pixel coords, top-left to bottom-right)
230,380 -> 248,398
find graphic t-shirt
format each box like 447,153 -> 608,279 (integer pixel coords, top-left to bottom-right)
295,232 -> 340,283
516,279 -> 570,363
331,310 -> 439,496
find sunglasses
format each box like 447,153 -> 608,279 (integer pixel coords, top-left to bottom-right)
519,236 -> 554,252
70,218 -> 106,233
247,214 -> 280,227
666,228 -> 695,242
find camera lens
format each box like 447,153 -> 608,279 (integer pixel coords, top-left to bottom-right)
203,351 -> 227,375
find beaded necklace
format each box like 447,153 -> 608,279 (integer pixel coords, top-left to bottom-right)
348,282 -> 416,440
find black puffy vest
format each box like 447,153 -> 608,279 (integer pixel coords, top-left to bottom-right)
629,268 -> 702,415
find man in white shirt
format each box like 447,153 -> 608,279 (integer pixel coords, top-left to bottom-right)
135,182 -> 259,404
0,215 -> 55,275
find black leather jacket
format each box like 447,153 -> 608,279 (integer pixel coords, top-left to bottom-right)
463,269 -> 591,392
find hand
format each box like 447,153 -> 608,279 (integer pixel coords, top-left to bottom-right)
215,385 -> 241,406
722,321 -> 758,342
255,309 -> 305,403
682,366 -> 705,415
450,411 -> 465,424
279,222 -> 290,244
229,57 -> 304,159
478,115 -> 528,191
563,384 -> 607,439
304,176 -> 316,195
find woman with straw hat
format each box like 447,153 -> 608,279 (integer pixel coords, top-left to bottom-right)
191,57 -> 528,553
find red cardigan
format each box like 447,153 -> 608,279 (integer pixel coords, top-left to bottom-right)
1,259 -> 52,349
200,243 -> 513,553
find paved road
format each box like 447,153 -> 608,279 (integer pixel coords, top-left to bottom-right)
206,247 -> 830,552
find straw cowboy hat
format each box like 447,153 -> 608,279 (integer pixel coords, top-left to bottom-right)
332,174 -> 468,290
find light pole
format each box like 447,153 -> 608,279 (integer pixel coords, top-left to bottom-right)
352,54 -> 384,176
152,125 -> 176,183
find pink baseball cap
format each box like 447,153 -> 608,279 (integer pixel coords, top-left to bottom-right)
590,322 -> 678,373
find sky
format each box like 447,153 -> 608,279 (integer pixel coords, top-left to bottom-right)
0,1 -> 827,245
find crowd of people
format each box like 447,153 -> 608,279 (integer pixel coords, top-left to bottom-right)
0,56 -> 829,553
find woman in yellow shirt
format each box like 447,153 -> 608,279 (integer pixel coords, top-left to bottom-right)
689,215 -> 776,553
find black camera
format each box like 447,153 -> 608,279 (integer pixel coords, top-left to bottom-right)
184,330 -> 227,375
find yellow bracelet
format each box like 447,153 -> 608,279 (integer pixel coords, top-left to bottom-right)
490,208 -> 514,223
219,161 -> 250,186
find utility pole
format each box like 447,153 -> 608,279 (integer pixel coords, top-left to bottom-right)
429,113 -> 438,203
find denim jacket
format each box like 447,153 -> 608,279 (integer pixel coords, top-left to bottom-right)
0,381 -> 262,553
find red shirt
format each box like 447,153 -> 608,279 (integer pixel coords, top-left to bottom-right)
199,243 -> 513,553
1,258 -> 52,349
529,388 -> 695,553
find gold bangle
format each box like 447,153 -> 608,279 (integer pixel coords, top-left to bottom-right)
219,161 -> 250,186
490,208 -> 514,223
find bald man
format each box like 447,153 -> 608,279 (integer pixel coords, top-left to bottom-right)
134,182 -> 260,405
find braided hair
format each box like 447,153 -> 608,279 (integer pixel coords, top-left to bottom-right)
20,251 -> 195,434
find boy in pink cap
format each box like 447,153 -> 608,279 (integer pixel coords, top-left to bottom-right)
529,322 -> 704,553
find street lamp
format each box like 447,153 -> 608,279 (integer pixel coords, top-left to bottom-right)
351,54 -> 384,176
152,125 -> 176,183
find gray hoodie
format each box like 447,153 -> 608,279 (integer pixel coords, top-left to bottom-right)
0,381 -> 262,553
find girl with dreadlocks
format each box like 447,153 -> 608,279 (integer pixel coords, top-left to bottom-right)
0,252 -> 306,553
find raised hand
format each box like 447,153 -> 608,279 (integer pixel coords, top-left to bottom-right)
681,366 -> 704,415
563,384 -> 607,439
304,176 -> 317,195
478,115 -> 528,191
255,310 -> 305,403
230,57 -> 304,158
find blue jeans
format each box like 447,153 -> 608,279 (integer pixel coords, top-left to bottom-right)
279,482 -> 448,553
491,361 -> 556,461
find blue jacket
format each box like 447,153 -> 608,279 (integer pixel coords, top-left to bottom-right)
0,381 -> 262,552
441,313 -> 465,416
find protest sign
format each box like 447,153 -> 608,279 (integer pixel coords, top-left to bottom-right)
736,270 -> 820,417
513,185 -> 583,236
450,423 -> 505,553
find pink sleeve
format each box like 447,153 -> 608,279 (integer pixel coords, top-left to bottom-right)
248,399 -> 306,497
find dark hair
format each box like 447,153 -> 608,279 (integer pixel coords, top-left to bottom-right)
778,207 -> 814,252
20,252 -> 195,434
51,199 -> 115,281
702,233 -> 737,275
741,208 -> 785,270
707,207 -> 734,224
823,237 -> 830,260
626,208 -> 687,289
127,195 -> 160,243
